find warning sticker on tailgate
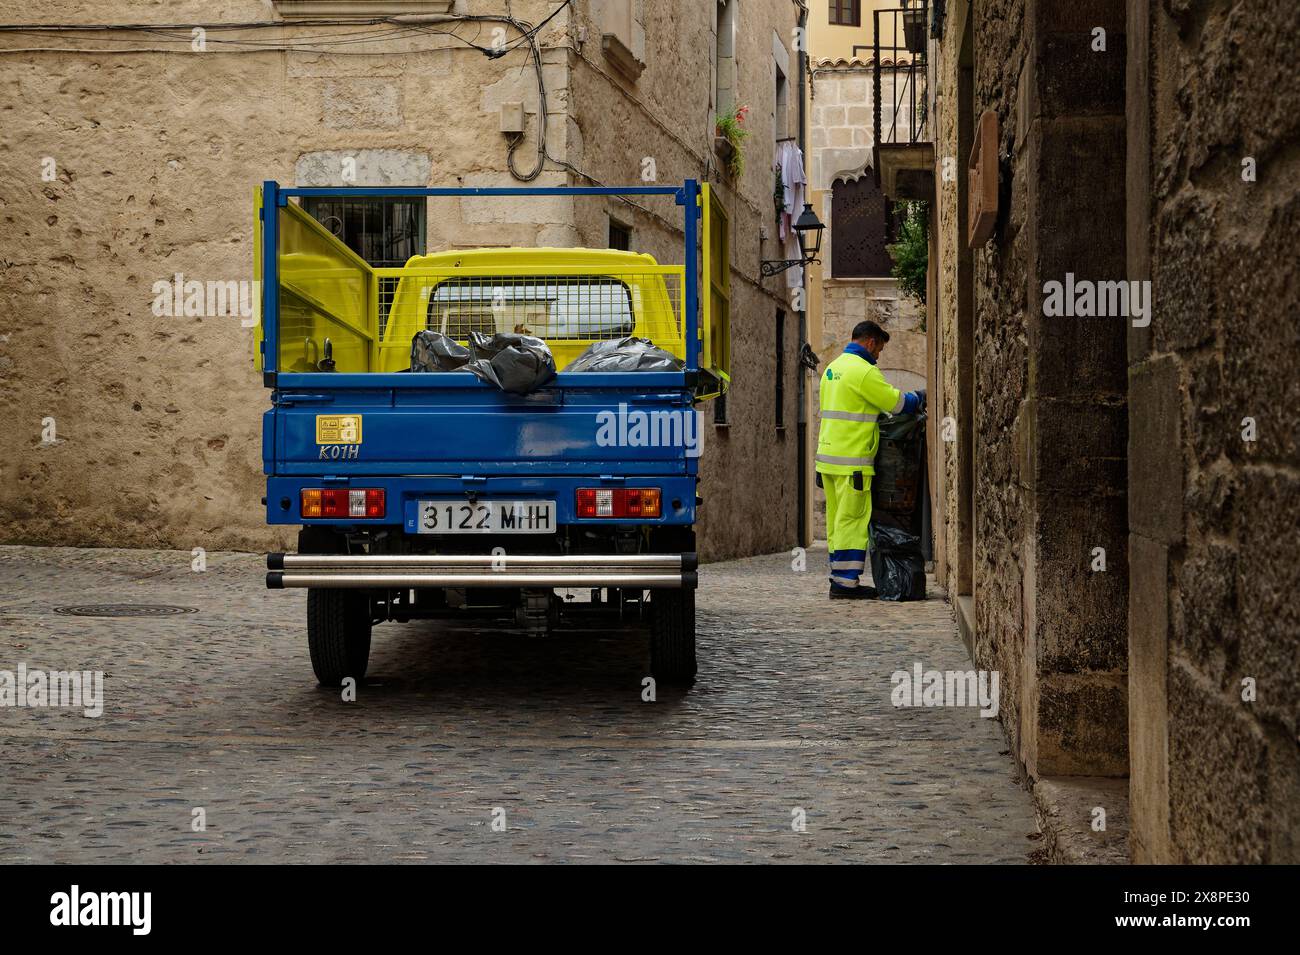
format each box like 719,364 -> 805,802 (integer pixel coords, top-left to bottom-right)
315,414 -> 362,444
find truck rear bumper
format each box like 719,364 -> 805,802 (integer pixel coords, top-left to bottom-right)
265,552 -> 697,590
264,475 -> 697,526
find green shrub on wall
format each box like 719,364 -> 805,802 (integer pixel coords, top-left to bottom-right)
888,200 -> 929,308
714,105 -> 750,180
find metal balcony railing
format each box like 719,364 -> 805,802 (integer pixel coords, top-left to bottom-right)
872,2 -> 930,148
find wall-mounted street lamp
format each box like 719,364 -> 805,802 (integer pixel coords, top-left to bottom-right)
901,0 -> 929,55
760,203 -> 826,278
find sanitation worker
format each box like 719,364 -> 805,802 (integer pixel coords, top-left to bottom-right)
817,320 -> 924,599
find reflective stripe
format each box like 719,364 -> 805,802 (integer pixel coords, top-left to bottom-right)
890,393 -> 906,413
821,409 -> 879,423
829,574 -> 859,587
816,453 -> 875,467
830,560 -> 866,570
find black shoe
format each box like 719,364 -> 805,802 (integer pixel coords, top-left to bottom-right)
829,585 -> 878,600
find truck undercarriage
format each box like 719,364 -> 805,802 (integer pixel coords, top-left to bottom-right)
276,524 -> 698,685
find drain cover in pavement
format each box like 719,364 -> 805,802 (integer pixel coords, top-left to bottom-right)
53,604 -> 199,618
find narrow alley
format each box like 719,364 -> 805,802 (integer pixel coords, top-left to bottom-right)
0,545 -> 1037,863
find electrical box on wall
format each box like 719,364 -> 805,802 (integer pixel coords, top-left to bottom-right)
500,102 -> 525,135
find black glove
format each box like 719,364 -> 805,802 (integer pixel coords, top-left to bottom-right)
915,388 -> 927,410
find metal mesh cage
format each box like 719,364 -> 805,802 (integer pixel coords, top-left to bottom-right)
375,267 -> 684,371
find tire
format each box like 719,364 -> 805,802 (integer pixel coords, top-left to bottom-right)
650,588 -> 696,684
307,588 -> 372,687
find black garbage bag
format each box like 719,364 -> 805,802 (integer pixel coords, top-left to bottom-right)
872,411 -> 927,517
563,336 -> 684,373
464,331 -> 557,394
870,518 -> 926,601
410,330 -> 471,372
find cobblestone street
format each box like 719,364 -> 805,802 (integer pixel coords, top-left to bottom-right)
0,545 -> 1038,863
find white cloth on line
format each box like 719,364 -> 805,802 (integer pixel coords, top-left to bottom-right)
775,140 -> 807,289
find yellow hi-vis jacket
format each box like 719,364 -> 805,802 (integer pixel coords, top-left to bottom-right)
816,349 -> 905,476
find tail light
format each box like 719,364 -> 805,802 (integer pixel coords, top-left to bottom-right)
576,487 -> 662,519
301,488 -> 385,519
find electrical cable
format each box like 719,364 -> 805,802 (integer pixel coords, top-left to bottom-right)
491,0 -> 570,55
504,25 -> 547,180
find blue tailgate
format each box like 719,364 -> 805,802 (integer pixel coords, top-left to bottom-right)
263,370 -> 699,527
266,371 -> 696,476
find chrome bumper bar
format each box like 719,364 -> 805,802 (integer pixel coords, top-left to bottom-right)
266,552 -> 697,590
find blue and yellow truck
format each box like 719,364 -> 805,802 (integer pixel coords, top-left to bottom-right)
256,182 -> 729,686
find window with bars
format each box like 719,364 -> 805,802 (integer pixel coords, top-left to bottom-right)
609,219 -> 632,251
302,196 -> 426,335
829,0 -> 861,27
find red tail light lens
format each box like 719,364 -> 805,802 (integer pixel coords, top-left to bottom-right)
301,488 -> 385,518
576,487 -> 661,519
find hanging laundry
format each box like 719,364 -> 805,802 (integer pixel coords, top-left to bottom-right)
775,140 -> 807,288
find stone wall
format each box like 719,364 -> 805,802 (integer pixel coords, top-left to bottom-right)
967,0 -> 1035,775
809,62 -> 873,191
930,0 -> 966,601
0,0 -> 804,562
0,0 -> 572,554
1018,0 -> 1131,779
930,0 -> 1297,862
1127,0 -> 1300,863
929,0 -> 1130,781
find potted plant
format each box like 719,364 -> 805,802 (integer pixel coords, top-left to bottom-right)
714,104 -> 750,180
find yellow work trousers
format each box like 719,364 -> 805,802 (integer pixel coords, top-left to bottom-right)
823,472 -> 872,589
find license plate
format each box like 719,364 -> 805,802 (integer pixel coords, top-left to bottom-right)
417,500 -> 556,534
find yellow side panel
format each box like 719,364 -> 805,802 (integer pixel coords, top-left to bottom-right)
701,183 -> 731,392
276,203 -> 376,373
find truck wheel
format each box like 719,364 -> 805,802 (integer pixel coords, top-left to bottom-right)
650,589 -> 696,684
307,589 -> 372,687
